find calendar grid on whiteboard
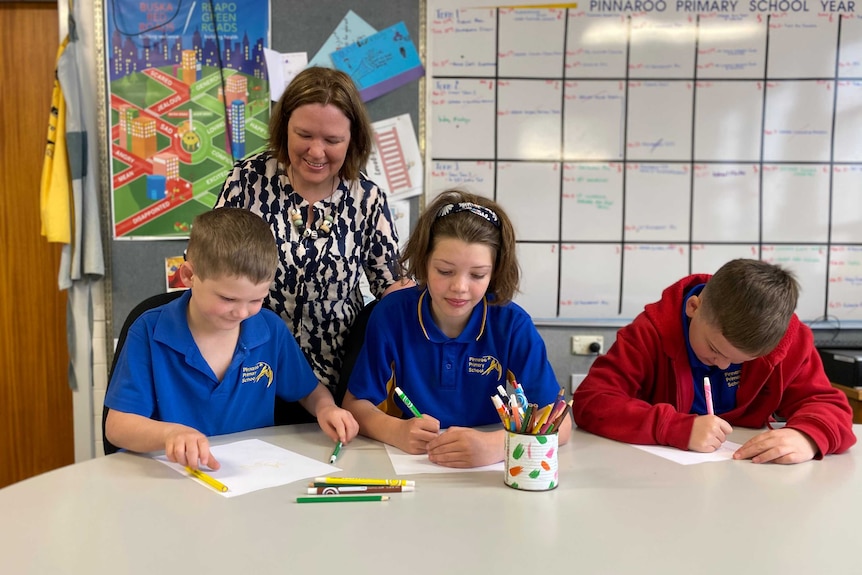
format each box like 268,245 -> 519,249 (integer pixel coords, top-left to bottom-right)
426,3 -> 862,323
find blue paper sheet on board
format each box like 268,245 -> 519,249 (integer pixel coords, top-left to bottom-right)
308,10 -> 377,68
330,21 -> 424,101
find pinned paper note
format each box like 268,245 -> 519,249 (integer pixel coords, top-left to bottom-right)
309,10 -> 377,68
389,199 -> 411,250
331,21 -> 424,101
366,114 -> 423,200
263,49 -> 308,102
165,255 -> 190,292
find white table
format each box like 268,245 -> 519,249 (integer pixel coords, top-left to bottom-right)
1,424 -> 859,575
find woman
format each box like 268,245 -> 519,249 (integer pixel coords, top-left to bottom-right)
216,67 -> 409,416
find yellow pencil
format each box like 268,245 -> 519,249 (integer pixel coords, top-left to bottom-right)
313,476 -> 415,487
531,404 -> 554,434
185,466 -> 228,493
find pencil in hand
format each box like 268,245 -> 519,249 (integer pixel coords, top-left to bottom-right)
329,441 -> 343,464
394,386 -> 422,418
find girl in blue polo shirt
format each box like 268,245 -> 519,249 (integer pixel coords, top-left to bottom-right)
344,190 -> 571,468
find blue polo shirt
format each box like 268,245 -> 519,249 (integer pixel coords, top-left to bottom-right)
683,284 -> 741,415
348,287 -> 560,428
105,290 -> 318,436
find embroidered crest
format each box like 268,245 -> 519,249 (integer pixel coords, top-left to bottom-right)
468,355 -> 503,380
242,362 -> 274,388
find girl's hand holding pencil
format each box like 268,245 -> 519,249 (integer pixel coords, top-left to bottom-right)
401,416 -> 441,454
391,386 -> 441,453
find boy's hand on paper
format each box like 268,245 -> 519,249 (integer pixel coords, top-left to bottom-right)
427,427 -> 504,468
733,428 -> 817,464
316,405 -> 359,444
165,425 -> 220,471
688,415 -> 733,452
398,415 -> 440,454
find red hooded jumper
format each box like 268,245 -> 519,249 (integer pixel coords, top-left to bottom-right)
572,274 -> 856,457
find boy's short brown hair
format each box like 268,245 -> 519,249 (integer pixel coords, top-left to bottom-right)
186,208 -> 278,284
699,258 -> 799,356
269,67 -> 372,182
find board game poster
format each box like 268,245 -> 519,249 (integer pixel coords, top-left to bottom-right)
105,1 -> 270,238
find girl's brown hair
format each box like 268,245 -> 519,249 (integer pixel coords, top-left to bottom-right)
401,190 -> 519,304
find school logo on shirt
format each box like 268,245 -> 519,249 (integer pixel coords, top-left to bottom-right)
724,369 -> 741,388
241,362 -> 274,388
468,355 -> 503,381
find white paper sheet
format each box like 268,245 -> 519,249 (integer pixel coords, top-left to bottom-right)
388,199 -> 411,250
155,439 -> 339,497
631,441 -> 742,465
263,49 -> 308,102
365,114 -> 423,199
385,443 -> 504,475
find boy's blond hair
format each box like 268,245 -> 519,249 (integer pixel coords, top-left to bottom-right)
699,258 -> 799,356
185,208 -> 278,283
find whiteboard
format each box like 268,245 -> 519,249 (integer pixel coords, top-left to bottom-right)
425,1 -> 862,324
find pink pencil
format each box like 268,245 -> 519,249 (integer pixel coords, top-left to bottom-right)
703,377 -> 714,415
540,397 -> 567,434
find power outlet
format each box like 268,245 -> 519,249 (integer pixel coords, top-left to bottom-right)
571,335 -> 603,355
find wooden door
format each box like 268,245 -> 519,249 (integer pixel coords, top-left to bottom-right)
0,1 -> 74,488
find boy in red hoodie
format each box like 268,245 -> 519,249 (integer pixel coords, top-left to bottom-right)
572,258 -> 855,464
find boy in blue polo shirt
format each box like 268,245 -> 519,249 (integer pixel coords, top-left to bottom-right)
344,190 -> 571,468
105,208 -> 358,470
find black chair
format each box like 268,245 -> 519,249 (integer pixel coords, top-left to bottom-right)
273,299 -> 378,425
103,290 -> 185,455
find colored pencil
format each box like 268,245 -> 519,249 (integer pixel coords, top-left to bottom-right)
185,466 -> 228,493
296,495 -> 390,503
307,485 -> 413,494
313,477 -> 415,486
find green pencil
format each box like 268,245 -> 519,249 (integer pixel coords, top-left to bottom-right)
329,441 -> 343,464
296,495 -> 390,503
394,386 -> 422,418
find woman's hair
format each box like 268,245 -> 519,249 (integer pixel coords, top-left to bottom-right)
401,190 -> 519,304
268,67 -> 372,181
186,208 -> 278,284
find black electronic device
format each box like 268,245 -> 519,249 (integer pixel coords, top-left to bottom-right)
818,348 -> 862,388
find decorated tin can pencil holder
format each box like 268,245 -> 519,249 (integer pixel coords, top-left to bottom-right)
504,431 -> 559,491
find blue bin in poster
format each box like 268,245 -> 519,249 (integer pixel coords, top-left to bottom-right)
146,174 -> 166,201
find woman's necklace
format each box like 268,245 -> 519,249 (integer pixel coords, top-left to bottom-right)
287,165 -> 337,240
